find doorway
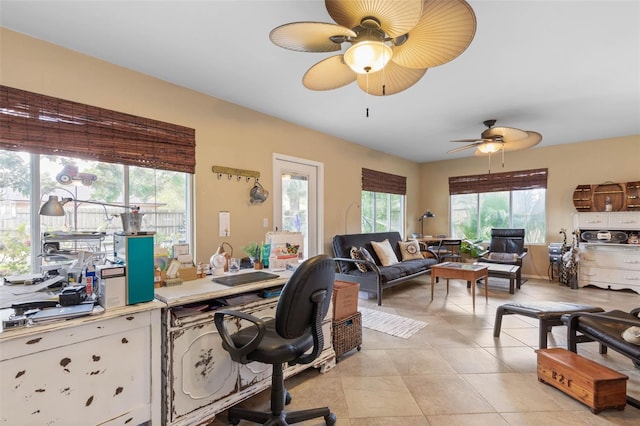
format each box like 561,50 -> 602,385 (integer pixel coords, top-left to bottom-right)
272,154 -> 324,258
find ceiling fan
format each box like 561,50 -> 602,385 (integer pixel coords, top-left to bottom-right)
448,119 -> 543,155
269,0 -> 476,96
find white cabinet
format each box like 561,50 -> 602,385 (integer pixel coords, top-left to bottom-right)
575,211 -> 640,293
0,303 -> 162,425
155,275 -> 336,426
574,211 -> 640,230
579,244 -> 640,292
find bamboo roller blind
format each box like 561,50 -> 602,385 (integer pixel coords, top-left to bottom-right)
449,168 -> 548,195
362,168 -> 407,195
0,85 -> 196,174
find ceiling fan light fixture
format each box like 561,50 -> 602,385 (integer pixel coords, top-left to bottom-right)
477,142 -> 502,154
344,40 -> 392,74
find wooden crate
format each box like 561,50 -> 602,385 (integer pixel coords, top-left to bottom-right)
332,311 -> 362,359
536,348 -> 628,414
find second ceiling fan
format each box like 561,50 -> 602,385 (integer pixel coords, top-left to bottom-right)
448,119 -> 543,156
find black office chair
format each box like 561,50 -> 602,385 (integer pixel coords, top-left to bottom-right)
214,254 -> 337,426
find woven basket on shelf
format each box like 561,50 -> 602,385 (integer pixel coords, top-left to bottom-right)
332,311 -> 362,358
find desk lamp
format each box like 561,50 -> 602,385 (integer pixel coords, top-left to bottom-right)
420,210 -> 435,237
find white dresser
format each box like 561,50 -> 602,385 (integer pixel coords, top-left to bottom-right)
154,272 -> 336,426
574,212 -> 640,293
0,301 -> 163,425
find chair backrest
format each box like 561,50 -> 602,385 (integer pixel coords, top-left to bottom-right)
275,254 -> 335,339
488,228 -> 525,254
438,239 -> 462,259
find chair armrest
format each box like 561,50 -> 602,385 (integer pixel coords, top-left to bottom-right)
564,311 -> 640,329
214,309 -> 266,364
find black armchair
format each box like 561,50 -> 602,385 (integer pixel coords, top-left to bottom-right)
562,308 -> 640,408
214,255 -> 337,425
478,228 -> 528,284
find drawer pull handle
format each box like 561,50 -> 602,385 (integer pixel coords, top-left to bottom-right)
623,260 -> 639,264
624,277 -> 640,281
583,257 -> 596,261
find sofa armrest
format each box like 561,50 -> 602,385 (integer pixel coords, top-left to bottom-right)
333,257 -> 381,274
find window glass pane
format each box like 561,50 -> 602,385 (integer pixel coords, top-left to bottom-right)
451,193 -> 478,240
0,150 -> 32,274
374,192 -> 388,232
361,191 -> 374,233
512,188 -> 546,244
450,189 -> 546,244
130,166 -> 188,249
281,173 -> 309,254
479,191 -> 510,240
389,194 -> 403,233
40,156 -> 124,234
360,191 -> 404,234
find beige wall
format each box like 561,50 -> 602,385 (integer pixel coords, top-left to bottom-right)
2,29 -> 638,278
0,29 -> 420,262
420,136 -> 640,277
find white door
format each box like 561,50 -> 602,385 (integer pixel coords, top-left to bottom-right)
272,154 -> 324,258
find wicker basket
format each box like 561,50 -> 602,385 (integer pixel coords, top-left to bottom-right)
332,311 -> 362,359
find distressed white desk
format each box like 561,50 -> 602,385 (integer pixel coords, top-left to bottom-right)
0,301 -> 163,425
155,271 -> 336,426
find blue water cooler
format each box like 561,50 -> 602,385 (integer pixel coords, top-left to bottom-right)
114,233 -> 155,305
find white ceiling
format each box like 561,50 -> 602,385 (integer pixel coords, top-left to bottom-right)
1,1 -> 639,163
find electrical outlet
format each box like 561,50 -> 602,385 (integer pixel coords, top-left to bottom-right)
263,218 -> 268,228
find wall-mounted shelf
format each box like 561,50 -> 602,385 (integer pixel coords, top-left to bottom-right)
572,181 -> 637,212
212,165 -> 260,181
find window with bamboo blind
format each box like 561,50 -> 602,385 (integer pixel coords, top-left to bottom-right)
0,85 -> 196,174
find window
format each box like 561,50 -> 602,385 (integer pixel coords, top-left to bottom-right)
360,168 -> 406,234
0,86 -> 195,276
361,191 -> 404,233
449,169 -> 547,244
0,151 -> 191,276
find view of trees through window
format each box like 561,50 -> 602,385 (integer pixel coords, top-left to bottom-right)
450,189 -> 546,244
0,150 -> 189,276
361,191 -> 404,234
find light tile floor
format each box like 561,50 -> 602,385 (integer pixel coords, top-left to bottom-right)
210,276 -> 640,425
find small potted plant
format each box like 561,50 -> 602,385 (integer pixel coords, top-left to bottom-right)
242,242 -> 263,269
460,239 -> 486,262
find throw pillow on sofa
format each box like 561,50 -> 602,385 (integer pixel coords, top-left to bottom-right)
371,239 -> 399,266
350,246 -> 369,272
398,240 -> 423,261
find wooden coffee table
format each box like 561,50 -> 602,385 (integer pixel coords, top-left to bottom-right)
430,262 -> 489,310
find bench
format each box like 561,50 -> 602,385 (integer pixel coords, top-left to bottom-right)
493,301 -> 604,349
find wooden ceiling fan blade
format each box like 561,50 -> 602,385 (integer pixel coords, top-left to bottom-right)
392,0 -> 477,69
303,55 -> 357,91
270,22 -> 356,52
356,61 -> 426,96
451,138 -> 487,143
482,126 -> 529,142
502,131 -> 543,151
448,143 -> 478,154
326,0 -> 423,38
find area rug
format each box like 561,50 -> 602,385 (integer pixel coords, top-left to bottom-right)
359,307 -> 427,339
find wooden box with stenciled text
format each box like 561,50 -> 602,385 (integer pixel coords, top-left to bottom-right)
536,348 -> 628,414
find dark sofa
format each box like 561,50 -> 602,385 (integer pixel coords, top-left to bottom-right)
332,232 -> 437,306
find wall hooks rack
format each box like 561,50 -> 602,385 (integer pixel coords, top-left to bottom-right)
212,165 -> 260,181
